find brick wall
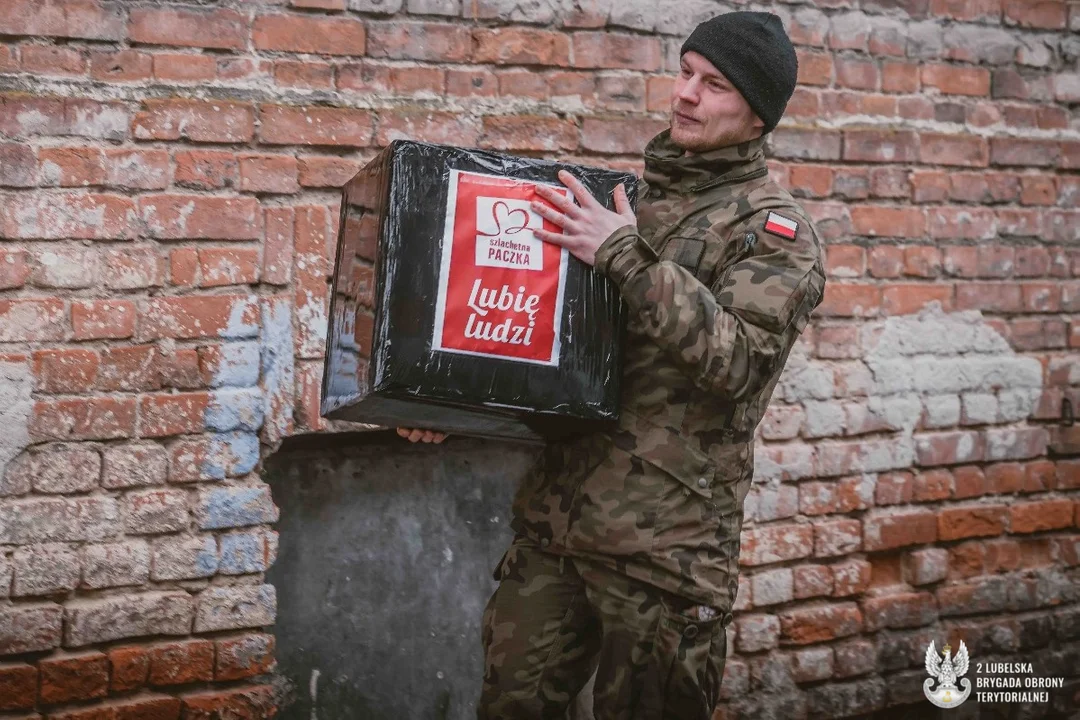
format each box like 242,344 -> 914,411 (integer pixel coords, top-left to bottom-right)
0,0 -> 1078,717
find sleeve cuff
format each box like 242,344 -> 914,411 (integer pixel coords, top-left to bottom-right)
594,225 -> 658,288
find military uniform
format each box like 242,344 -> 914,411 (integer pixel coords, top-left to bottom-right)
479,129 -> 826,720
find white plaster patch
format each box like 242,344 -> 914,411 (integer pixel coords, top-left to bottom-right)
0,360 -> 33,482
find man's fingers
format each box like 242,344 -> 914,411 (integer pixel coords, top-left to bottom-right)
557,170 -> 597,208
534,185 -> 578,217
613,184 -> 633,218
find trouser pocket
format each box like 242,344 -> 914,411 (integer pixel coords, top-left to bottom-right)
646,596 -> 732,720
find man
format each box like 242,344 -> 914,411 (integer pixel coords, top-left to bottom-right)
403,11 -> 825,719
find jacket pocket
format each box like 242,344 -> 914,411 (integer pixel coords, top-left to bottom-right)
646,595 -> 728,720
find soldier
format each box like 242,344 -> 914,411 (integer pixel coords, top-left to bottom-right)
403,11 -> 826,720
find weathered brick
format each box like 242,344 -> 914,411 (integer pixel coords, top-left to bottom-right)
863,509 -> 938,551
124,489 -> 190,534
81,540 -> 151,589
194,585 -> 276,632
0,662 -> 37,710
196,485 -> 278,530
128,8 -> 247,50
180,684 -> 278,720
938,504 -> 1008,540
215,633 -> 276,680
792,646 -> 834,683
148,639 -> 215,686
64,591 -> 193,646
0,496 -> 119,544
39,651 -> 109,704
133,99 -> 254,143
102,442 -> 168,489
740,523 -> 814,566
0,603 -> 63,654
862,591 -> 938,631
152,535 -> 219,581
4,0 -> 124,41
253,13 -> 365,55
12,543 -> 81,596
260,105 -> 375,147
735,614 -> 780,653
27,444 -> 101,494
780,603 -> 863,644
219,531 -> 271,575
1010,499 -> 1074,533
108,645 -> 150,693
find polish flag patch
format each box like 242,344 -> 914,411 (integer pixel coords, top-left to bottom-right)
764,211 -> 798,240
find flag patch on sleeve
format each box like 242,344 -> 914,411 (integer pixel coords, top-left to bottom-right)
764,211 -> 798,240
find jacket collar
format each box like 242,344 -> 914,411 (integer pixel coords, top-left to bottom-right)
642,129 -> 768,195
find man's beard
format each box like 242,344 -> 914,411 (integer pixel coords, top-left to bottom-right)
670,118 -> 747,153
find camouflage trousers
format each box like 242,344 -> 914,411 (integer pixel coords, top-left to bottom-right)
478,536 -> 734,720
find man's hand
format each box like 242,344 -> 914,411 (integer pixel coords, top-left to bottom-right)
531,170 -> 636,267
396,427 -> 448,444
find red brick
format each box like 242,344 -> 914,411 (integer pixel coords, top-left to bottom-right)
366,21 -> 471,62
1023,460 -> 1057,492
882,283 -> 953,315
97,345 -> 159,393
579,116 -> 667,155
2,192 -> 136,240
1020,175 -> 1057,205
851,206 -> 925,238
157,349 -> 204,391
866,246 -> 904,279
297,157 -> 360,189
443,67 -> 498,97
273,59 -> 334,89
139,296 -> 258,341
34,348 -> 99,394
997,208 -> 1043,238
835,57 -> 879,90
1014,247 -> 1052,278
951,466 -> 987,499
901,246 -> 941,278
0,298 -> 66,342
496,68 -> 552,101
103,148 -> 169,191
813,517 -> 863,557
102,248 -> 164,291
955,282 -> 1022,312
180,684 -> 278,720
238,154 -> 299,194
174,150 -> 238,190
875,471 -> 914,505
991,137 -> 1061,167
1004,0 -> 1067,28
939,504 -> 1007,540
39,652 -> 109,703
930,0 -> 1002,20
215,634 -> 276,681
376,111 -> 482,148
263,208 -> 294,286
911,468 -> 951,501
779,603 -> 862,644
480,115 -> 579,153
1010,499 -> 1074,534
36,146 -> 104,186
818,282 -> 881,317
139,392 -> 210,438
844,129 -> 918,163
90,49 -> 152,82
922,64 -> 991,96
740,524 -> 814,566
3,0 -> 124,41
929,207 -> 996,240
115,695 -> 183,720
128,8 -> 247,50
864,510 -> 938,551
133,99 -> 255,143
152,53 -> 217,83
169,249 -> 199,287
30,397 -> 137,441
796,49 -> 832,86
572,31 -> 662,71
387,65 -> 445,95
71,299 -> 134,340
824,244 -> 864,277
789,165 -> 834,199
473,27 -> 570,66
0,142 -> 36,187
20,44 -> 86,76
199,248 -> 260,288
918,132 -> 988,167
833,559 -> 872,597
862,591 -> 938,631
292,0 -> 345,7
253,14 -> 365,56
148,639 -> 214,686
140,195 -> 261,240
260,105 -> 374,147
0,663 -> 36,710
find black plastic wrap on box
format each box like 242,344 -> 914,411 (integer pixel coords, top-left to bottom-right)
321,139 -> 639,443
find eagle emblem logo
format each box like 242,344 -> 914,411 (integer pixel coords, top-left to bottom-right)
924,640 -> 972,708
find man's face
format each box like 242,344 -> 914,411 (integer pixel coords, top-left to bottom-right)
670,51 -> 765,153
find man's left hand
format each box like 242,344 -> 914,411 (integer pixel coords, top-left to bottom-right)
531,169 -> 636,267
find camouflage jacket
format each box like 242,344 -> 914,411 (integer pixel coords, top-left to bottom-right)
510,129 -> 826,609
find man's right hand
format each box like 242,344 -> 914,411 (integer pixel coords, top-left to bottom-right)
396,427 -> 448,444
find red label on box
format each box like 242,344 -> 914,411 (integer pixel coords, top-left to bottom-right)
433,169 -> 570,366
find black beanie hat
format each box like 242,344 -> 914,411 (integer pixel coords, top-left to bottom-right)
680,11 -> 798,135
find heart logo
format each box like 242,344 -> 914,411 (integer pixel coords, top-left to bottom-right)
481,200 -> 530,237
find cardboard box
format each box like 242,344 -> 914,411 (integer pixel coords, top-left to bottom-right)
321,139 -> 638,442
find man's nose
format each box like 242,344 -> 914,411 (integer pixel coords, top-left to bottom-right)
676,78 -> 700,104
